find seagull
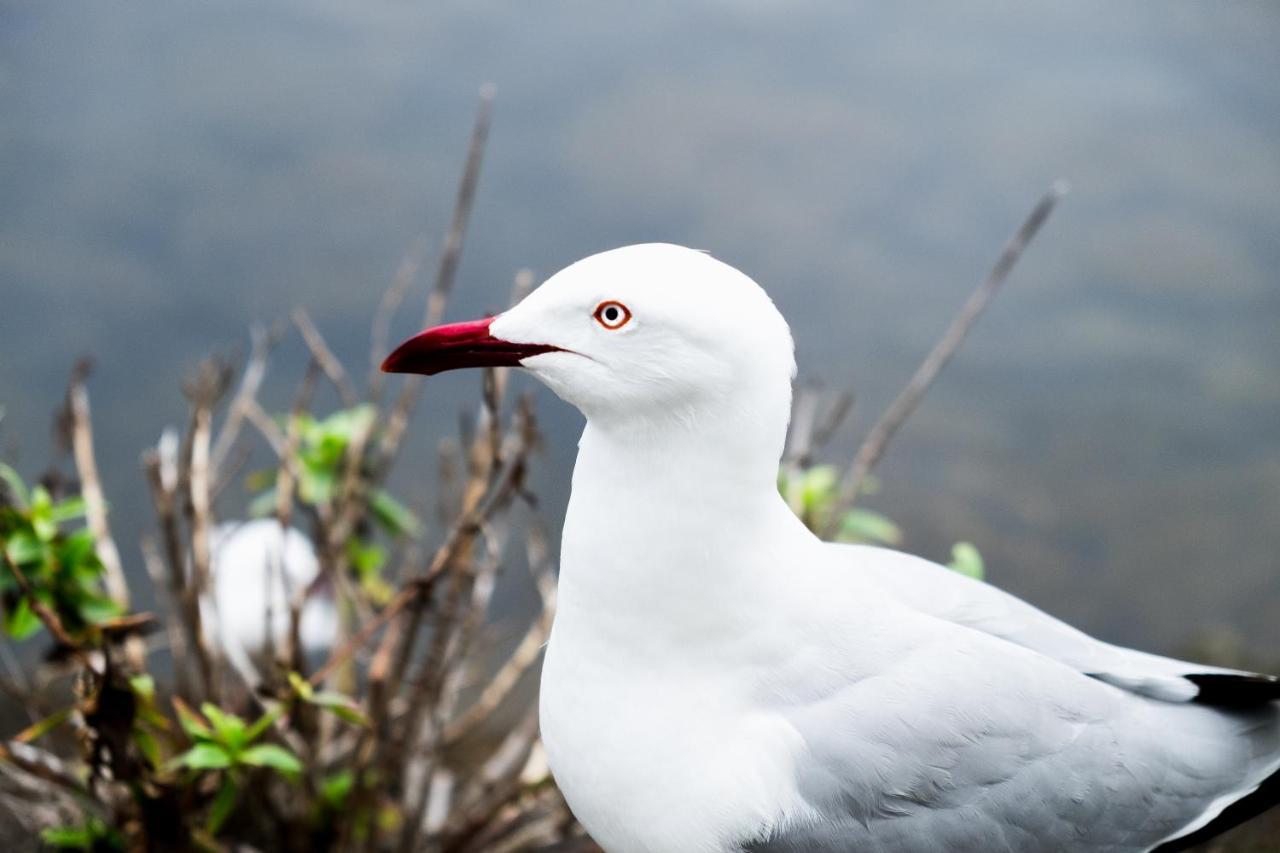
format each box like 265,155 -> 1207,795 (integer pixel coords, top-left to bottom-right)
383,244 -> 1280,852
204,519 -> 338,687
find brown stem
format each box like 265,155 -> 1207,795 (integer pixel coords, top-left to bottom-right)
64,361 -> 129,607
292,308 -> 359,408
825,181 -> 1068,535
377,86 -> 496,477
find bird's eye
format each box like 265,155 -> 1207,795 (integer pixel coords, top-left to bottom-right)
593,300 -> 632,330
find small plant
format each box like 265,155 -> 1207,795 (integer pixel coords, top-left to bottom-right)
778,464 -> 902,546
0,463 -> 121,642
947,541 -> 985,580
246,404 -> 419,605
40,817 -> 125,852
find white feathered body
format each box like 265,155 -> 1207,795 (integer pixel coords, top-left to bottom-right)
425,242 -> 1280,853
540,425 -> 1280,853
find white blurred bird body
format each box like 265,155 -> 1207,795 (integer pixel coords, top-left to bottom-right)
383,244 -> 1280,852
204,519 -> 337,685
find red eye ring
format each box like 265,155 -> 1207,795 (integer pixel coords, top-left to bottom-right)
593,300 -> 632,330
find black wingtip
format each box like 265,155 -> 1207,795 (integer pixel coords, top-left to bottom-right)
1186,673 -> 1280,707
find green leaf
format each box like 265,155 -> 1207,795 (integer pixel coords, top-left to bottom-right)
173,698 -> 213,741
49,496 -> 88,523
837,509 -> 903,546
320,770 -> 354,807
0,462 -> 29,508
310,691 -> 369,727
370,490 -> 421,538
57,529 -> 97,570
346,537 -> 386,577
319,405 -> 375,443
76,593 -> 123,625
29,487 -> 56,542
40,818 -> 123,851
242,701 -> 287,744
799,465 -> 838,503
239,743 -> 302,778
206,776 -> 239,835
134,728 -> 163,769
173,742 -> 234,771
129,674 -> 156,702
4,597 -> 42,640
4,530 -> 44,566
287,671 -> 314,701
948,541 -> 985,580
360,572 -> 394,607
297,463 -> 336,505
201,703 -> 248,751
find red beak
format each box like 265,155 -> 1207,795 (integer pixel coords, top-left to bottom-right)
380,317 -> 562,376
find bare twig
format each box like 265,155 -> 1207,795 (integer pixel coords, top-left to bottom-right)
369,234 -> 432,399
65,361 -> 129,607
211,323 -> 279,472
0,740 -> 94,801
179,358 -> 234,696
378,86 -> 496,474
142,447 -> 205,698
242,398 -> 290,457
825,181 -> 1069,535
140,534 -> 190,696
309,400 -> 536,691
443,526 -> 557,745
292,308 -> 359,408
273,362 -> 320,679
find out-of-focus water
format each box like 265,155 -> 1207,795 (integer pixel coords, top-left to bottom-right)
2,1 -> 1278,656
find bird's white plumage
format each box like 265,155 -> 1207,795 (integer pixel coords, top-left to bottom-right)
203,519 -> 338,685
489,244 -> 1280,852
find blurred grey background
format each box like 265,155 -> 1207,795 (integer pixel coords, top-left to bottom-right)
2,1 -> 1278,657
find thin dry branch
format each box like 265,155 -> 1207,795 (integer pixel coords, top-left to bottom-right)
378,85 -> 496,474
242,398 -> 290,457
142,447 -> 208,697
443,526 -> 557,745
210,323 -> 279,472
65,361 -> 128,607
0,740 -> 94,802
292,308 -> 359,408
369,234 -> 432,398
825,181 -> 1068,535
309,399 -> 536,690
140,534 -> 190,696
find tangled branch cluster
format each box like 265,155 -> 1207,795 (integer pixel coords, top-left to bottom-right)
0,91 -> 593,853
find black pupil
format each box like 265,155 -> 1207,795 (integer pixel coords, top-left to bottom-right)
604,306 -> 619,322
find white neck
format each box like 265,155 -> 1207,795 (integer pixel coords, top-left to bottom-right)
554,382 -> 809,655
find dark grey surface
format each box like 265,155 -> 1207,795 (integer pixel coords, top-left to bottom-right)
1,1 -> 1278,656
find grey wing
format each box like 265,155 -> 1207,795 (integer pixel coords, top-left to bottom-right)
742,625 -> 1280,853
845,543 -> 1280,705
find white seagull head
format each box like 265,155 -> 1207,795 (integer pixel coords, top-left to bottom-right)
384,244 -> 796,443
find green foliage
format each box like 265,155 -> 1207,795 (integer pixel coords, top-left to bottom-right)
288,671 -> 369,727
948,541 -> 986,580
245,405 -> 420,605
0,465 -> 120,641
781,463 -> 988,581
39,817 -> 125,851
778,464 -> 903,546
169,700 -> 298,782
